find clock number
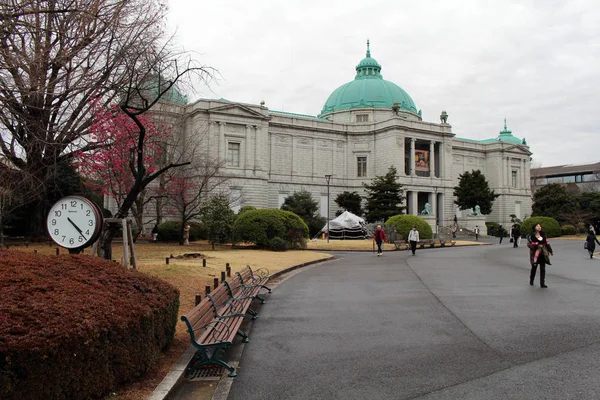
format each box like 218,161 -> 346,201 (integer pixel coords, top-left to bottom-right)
53,229 -> 59,235
54,211 -> 62,217
61,204 -> 67,210
88,220 -> 94,226
80,203 -> 84,210
86,210 -> 91,216
85,230 -> 90,235
51,219 -> 57,226
69,238 -> 75,245
71,200 -> 77,207
78,236 -> 84,243
61,236 -> 66,242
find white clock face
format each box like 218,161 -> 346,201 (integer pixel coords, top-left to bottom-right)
47,196 -> 102,249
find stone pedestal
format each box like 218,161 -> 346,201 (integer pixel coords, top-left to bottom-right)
464,216 -> 487,236
420,215 -> 437,237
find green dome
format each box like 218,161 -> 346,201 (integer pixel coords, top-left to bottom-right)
496,119 -> 523,144
320,41 -> 419,116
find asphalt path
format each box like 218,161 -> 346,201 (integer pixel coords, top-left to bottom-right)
228,239 -> 600,400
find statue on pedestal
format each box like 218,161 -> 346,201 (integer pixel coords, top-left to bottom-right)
469,205 -> 482,216
420,203 -> 432,215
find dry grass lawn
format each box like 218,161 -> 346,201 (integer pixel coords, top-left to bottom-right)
9,241 -> 331,400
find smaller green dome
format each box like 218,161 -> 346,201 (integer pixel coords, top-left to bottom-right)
496,119 -> 523,144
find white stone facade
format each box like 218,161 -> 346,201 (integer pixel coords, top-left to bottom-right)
151,99 -> 532,230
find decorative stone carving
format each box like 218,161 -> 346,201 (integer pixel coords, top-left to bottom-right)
226,124 -> 244,135
440,110 -> 448,124
276,135 -> 290,144
298,138 -> 311,145
469,205 -> 482,216
420,203 -> 432,215
337,141 -> 344,148
319,140 -> 329,147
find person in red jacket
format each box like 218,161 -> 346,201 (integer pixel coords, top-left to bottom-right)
374,225 -> 386,256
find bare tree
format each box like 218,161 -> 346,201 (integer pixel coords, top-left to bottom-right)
0,0 -> 212,236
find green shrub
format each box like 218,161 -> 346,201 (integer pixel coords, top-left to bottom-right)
157,221 -> 206,242
521,216 -> 561,238
561,224 -> 576,235
0,250 -> 179,400
234,209 -> 309,250
238,205 -> 257,215
269,237 -> 289,251
385,214 -> 433,240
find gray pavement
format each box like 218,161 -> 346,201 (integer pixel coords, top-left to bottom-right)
228,240 -> 600,400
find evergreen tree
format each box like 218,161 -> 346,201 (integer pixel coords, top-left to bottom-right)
453,170 -> 499,215
334,191 -> 363,216
532,183 -> 576,222
281,190 -> 326,237
363,166 -> 405,223
201,195 -> 236,250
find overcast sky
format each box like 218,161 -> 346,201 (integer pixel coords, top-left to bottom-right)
167,0 -> 600,167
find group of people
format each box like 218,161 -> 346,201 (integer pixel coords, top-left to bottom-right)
373,220 -> 600,290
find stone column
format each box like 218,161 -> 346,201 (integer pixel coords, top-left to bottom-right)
430,192 -> 436,216
430,141 -> 436,178
245,125 -> 252,170
522,158 -> 526,189
312,138 -> 317,180
218,122 -> 226,162
411,191 -> 418,215
410,138 -> 416,176
253,125 -> 259,172
507,157 -> 511,187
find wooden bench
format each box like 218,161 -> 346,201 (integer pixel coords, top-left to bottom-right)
181,266 -> 271,377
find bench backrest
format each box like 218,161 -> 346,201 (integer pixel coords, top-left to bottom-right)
181,297 -> 217,342
236,265 -> 253,284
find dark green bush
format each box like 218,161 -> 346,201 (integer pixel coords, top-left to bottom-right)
521,216 -> 561,238
234,209 -> 308,250
157,221 -> 206,242
238,205 -> 257,215
561,224 -> 576,235
0,250 -> 179,400
269,237 -> 289,251
385,214 -> 433,240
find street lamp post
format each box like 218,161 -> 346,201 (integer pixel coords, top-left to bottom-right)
325,174 -> 332,243
434,186 -> 439,239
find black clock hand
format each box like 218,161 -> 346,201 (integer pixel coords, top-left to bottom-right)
67,217 -> 86,239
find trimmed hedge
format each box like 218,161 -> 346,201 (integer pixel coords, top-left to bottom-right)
385,214 -> 433,240
157,220 -> 206,242
521,216 -> 561,238
234,209 -> 309,250
238,205 -> 257,215
561,224 -> 576,235
0,250 -> 179,400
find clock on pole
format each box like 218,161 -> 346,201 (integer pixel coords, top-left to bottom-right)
46,196 -> 103,254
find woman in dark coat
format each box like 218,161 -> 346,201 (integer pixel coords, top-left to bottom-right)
527,223 -> 554,288
586,230 -> 600,259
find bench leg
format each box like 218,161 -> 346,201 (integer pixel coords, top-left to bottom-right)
187,347 -> 237,378
237,329 -> 249,343
247,308 -> 258,320
261,284 -> 272,293
255,295 -> 266,304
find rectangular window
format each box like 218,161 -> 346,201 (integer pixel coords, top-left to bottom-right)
511,170 -> 518,187
576,175 -> 582,183
357,156 -> 367,177
356,114 -> 369,123
547,176 -> 562,184
227,142 -> 240,167
583,173 -> 597,182
562,175 -> 575,183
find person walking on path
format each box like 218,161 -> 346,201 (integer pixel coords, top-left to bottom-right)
527,223 -> 554,288
183,225 -> 191,245
512,225 -> 521,248
374,225 -> 386,256
151,224 -> 159,243
585,230 -> 600,259
474,225 -> 480,241
451,223 -> 457,239
408,225 -> 420,256
498,225 -> 505,244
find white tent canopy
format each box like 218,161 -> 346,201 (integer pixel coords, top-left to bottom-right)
320,211 -> 367,239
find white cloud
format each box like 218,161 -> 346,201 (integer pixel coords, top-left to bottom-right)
167,0 -> 600,166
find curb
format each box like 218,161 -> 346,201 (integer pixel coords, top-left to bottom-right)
146,255 -> 335,400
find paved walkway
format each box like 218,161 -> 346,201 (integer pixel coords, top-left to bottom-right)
228,240 -> 600,400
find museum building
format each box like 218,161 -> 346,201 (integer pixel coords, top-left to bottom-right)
155,42 -> 533,230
